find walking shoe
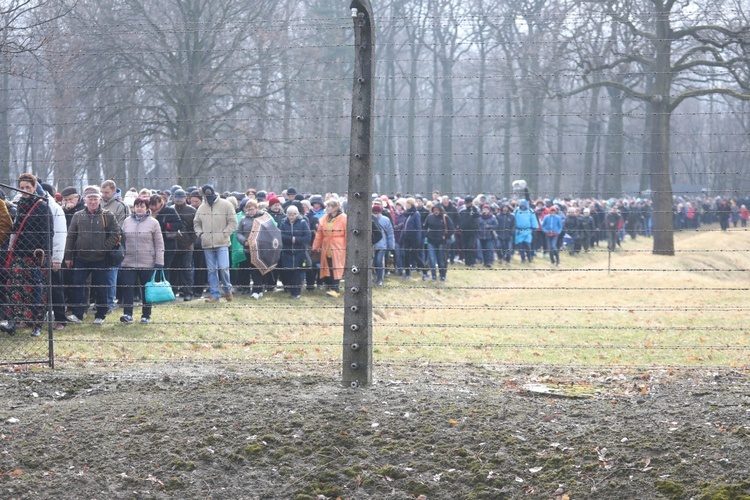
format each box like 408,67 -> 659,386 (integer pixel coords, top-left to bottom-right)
140,317 -> 151,324
251,292 -> 263,300
0,321 -> 16,335
120,314 -> 134,324
291,295 -> 301,299
53,323 -> 66,331
326,290 -> 340,298
223,292 -> 233,302
31,327 -> 42,337
376,280 -> 383,287
205,297 -> 220,303
183,294 -> 192,302
93,317 -> 105,325
422,274 -> 429,281
440,276 -> 446,282
66,314 -> 82,324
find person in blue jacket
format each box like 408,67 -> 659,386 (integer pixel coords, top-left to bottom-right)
514,199 -> 538,263
372,204 -> 395,286
541,205 -> 563,267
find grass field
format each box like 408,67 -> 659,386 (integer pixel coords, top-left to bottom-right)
51,226 -> 750,368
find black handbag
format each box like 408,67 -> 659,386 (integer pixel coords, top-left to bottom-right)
106,235 -> 126,267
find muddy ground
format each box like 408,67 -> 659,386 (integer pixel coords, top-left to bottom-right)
0,363 -> 748,499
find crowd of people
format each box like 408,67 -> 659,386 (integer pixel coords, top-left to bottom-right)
0,173 -> 747,336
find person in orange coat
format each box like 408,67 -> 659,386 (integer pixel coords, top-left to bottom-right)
312,198 -> 347,297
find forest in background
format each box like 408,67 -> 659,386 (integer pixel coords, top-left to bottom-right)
0,0 -> 749,202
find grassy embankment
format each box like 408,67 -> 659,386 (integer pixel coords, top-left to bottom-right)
51,226 -> 749,368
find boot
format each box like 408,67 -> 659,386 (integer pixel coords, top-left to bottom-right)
0,320 -> 17,335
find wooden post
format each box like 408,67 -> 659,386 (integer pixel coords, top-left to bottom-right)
343,0 -> 375,388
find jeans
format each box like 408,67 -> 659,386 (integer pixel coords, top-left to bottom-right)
119,267 -> 154,319
546,235 -> 560,264
106,267 -> 118,309
373,248 -> 386,283
496,238 -> 513,262
516,241 -> 533,262
393,245 -> 404,275
479,239 -> 494,266
70,258 -> 112,319
427,243 -> 446,279
204,246 -> 232,298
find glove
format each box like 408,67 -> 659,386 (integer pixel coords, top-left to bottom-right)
154,264 -> 164,269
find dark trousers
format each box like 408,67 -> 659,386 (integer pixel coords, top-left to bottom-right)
171,248 -> 194,295
119,267 -> 154,319
461,231 -> 477,266
403,246 -> 426,276
282,268 -> 303,297
192,246 -> 207,297
70,258 -> 111,320
51,268 -> 66,323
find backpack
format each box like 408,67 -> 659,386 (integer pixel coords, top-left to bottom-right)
371,215 -> 384,245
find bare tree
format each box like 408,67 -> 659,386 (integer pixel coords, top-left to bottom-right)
0,0 -> 70,183
567,0 -> 750,255
77,0 -> 282,187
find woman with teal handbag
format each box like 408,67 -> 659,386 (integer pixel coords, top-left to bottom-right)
119,197 -> 165,325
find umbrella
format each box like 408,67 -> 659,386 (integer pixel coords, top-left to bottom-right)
248,213 -> 282,275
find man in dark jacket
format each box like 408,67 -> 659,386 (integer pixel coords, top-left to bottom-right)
401,198 -> 426,280
60,186 -> 85,227
171,189 -> 198,300
604,205 -> 623,251
64,185 -> 121,325
495,203 -> 516,265
458,196 -> 480,266
149,193 -> 183,286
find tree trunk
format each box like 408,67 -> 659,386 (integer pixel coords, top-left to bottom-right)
582,87 -> 601,198
604,88 -> 624,198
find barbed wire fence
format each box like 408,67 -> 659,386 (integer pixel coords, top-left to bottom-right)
0,1 -> 748,378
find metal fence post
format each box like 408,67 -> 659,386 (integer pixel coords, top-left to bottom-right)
343,0 -> 375,388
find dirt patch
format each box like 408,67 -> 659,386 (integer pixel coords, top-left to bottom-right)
1,363 -> 749,499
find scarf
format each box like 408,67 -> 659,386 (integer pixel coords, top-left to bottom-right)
133,210 -> 150,223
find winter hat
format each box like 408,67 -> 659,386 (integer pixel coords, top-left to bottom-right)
464,196 -> 474,205
267,195 -> 281,206
189,189 -> 202,201
201,184 -> 217,206
371,204 -> 383,214
286,187 -> 297,196
256,190 -> 267,201
519,199 -> 529,209
83,185 -> 101,198
309,195 -> 324,207
172,189 -> 187,201
286,205 -> 299,215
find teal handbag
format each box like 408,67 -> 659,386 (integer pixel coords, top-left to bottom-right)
144,270 -> 175,304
